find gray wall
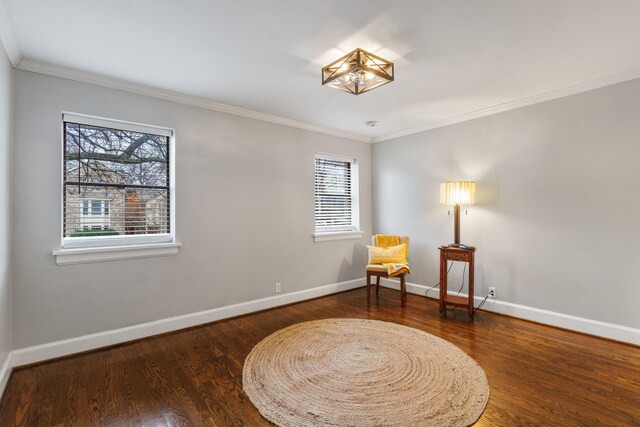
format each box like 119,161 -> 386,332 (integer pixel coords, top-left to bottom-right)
0,42 -> 12,365
12,70 -> 372,348
373,79 -> 640,329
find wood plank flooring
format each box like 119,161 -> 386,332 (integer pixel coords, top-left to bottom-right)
0,287 -> 638,426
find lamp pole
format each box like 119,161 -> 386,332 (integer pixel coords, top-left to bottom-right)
453,203 -> 460,246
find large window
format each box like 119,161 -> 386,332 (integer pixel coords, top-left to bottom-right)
314,154 -> 361,240
62,113 -> 174,249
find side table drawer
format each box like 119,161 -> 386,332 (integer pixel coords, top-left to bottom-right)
443,251 -> 469,262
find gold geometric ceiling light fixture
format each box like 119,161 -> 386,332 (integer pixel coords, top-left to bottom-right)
322,48 -> 394,95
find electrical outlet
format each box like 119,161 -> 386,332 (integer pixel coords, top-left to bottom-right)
275,283 -> 281,293
488,287 -> 496,298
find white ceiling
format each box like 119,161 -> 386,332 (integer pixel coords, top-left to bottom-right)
4,0 -> 640,141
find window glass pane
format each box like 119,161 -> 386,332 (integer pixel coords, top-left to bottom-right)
65,123 -> 80,181
64,186 -> 169,237
91,200 -> 101,215
64,123 -> 168,187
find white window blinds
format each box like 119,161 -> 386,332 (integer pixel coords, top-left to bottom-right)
314,154 -> 359,233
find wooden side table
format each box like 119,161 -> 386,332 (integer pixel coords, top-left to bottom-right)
439,246 -> 476,319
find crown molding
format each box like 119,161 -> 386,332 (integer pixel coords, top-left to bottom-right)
373,67 -> 640,143
16,58 -> 372,143
0,0 -> 21,66
14,58 -> 640,145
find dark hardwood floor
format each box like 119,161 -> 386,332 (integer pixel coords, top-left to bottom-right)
0,287 -> 638,426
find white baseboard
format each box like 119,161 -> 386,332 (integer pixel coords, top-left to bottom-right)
2,276 -> 637,399
0,353 -> 11,400
380,278 -> 640,345
8,277 -> 365,370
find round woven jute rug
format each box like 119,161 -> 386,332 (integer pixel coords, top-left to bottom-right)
243,318 -> 489,427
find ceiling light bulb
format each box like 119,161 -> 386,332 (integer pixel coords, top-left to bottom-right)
348,70 -> 367,85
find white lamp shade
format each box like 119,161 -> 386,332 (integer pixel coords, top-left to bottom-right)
440,181 -> 476,205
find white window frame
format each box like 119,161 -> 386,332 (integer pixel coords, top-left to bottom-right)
313,153 -> 363,242
54,113 -> 180,265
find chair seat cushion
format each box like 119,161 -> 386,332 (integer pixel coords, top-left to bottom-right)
366,264 -> 388,272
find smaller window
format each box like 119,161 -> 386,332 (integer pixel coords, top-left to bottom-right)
314,153 -> 360,236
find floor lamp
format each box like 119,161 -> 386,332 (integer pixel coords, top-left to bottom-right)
440,181 -> 476,247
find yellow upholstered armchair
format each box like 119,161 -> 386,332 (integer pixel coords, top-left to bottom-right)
366,235 -> 411,307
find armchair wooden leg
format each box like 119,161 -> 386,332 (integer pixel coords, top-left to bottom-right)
366,272 -> 371,305
375,275 -> 380,298
400,274 -> 406,307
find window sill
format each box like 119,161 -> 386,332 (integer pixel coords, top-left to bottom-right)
53,242 -> 182,265
313,230 -> 364,242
